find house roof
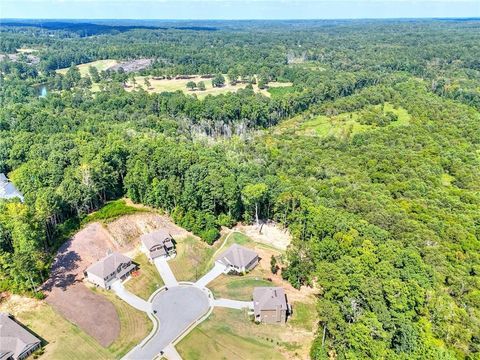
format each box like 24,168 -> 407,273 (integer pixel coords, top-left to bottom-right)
0,313 -> 41,359
216,243 -> 258,268
253,287 -> 287,312
140,230 -> 173,250
86,252 -> 132,279
0,174 -> 24,202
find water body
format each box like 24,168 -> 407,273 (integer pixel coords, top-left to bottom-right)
38,85 -> 48,97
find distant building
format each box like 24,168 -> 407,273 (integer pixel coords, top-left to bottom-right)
216,243 -> 259,273
253,287 -> 288,324
0,174 -> 24,202
85,252 -> 136,289
140,230 -> 176,260
0,312 -> 41,360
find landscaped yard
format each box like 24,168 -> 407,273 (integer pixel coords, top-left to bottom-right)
177,307 -> 313,360
124,253 -> 164,300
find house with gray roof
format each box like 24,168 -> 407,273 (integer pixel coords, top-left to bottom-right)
0,313 -> 41,360
85,252 -> 136,289
140,230 -> 176,261
0,174 -> 24,203
253,287 -> 288,324
216,243 -> 259,274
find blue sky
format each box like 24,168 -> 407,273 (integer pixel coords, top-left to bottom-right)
1,0 -> 479,20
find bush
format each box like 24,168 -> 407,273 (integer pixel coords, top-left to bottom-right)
201,227 -> 220,245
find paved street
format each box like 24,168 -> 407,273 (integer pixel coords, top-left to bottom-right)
125,286 -> 210,359
111,280 -> 152,313
195,261 -> 226,288
154,257 -> 179,287
213,298 -> 254,310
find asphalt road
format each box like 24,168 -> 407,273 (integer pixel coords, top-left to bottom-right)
126,285 -> 210,359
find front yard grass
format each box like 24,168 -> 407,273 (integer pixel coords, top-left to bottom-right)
95,289 -> 153,358
169,235 -> 215,282
124,253 -> 164,300
209,275 -> 273,301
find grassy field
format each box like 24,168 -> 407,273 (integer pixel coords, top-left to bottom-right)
124,253 -> 164,300
95,288 -> 152,358
177,307 -> 311,360
125,75 -> 292,99
56,59 -> 118,76
280,102 -> 411,140
0,295 -> 114,360
169,235 -> 215,282
81,199 -> 145,225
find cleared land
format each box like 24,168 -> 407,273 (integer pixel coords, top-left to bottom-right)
279,102 -> 411,139
56,59 -> 119,76
125,75 -> 292,99
124,252 -> 164,300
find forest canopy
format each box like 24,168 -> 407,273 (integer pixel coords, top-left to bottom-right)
0,19 -> 479,359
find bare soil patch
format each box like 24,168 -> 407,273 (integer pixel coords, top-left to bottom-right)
235,221 -> 292,250
42,211 -> 186,346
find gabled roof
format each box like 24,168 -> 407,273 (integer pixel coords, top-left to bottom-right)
86,252 -> 132,279
0,313 -> 41,359
0,174 -> 24,202
253,287 -> 287,312
216,243 -> 258,268
140,230 -> 173,250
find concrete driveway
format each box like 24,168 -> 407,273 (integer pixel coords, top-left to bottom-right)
111,281 -> 151,313
195,261 -> 226,288
213,298 -> 254,310
125,286 -> 210,359
154,257 -> 178,287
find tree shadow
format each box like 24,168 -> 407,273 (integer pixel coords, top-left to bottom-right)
42,249 -> 82,292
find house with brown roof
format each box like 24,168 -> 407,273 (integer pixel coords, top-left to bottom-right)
216,243 -> 259,274
0,174 -> 24,203
140,230 -> 176,261
253,287 -> 288,324
0,313 -> 41,360
85,252 -> 136,289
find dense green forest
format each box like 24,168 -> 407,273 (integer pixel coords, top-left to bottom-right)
0,19 -> 479,359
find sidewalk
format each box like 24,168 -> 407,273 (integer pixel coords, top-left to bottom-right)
213,298 -> 254,310
195,262 -> 225,288
111,281 -> 152,312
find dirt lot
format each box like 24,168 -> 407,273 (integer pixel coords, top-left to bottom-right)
235,221 -> 292,251
42,212 -> 188,347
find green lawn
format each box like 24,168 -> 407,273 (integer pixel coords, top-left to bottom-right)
177,308 -> 284,360
124,253 -> 164,300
